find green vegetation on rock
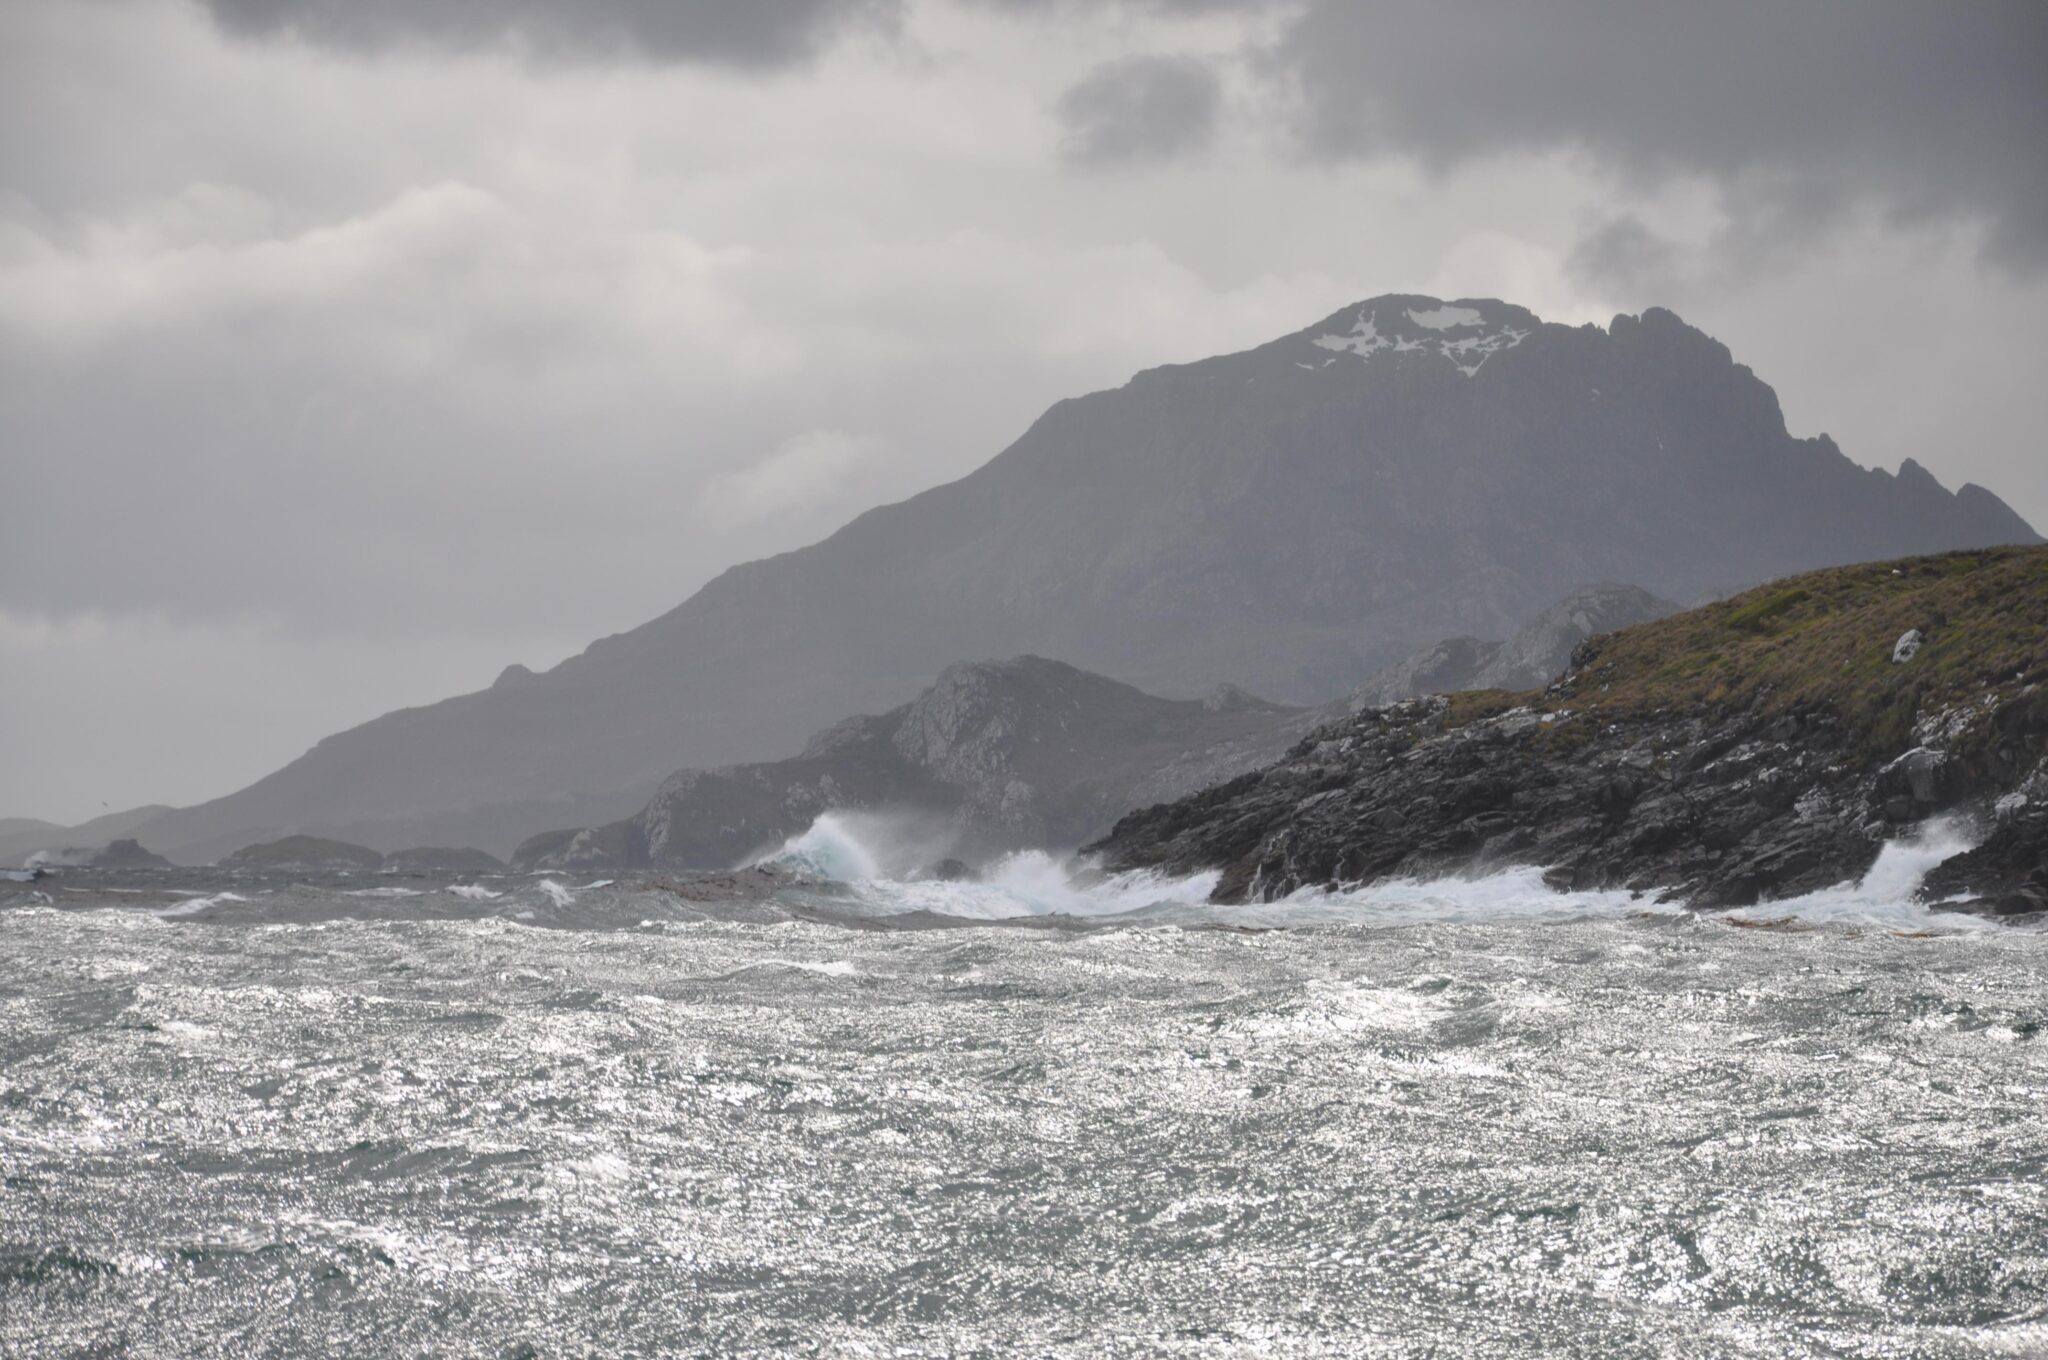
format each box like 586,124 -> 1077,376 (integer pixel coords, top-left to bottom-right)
1560,547 -> 2048,757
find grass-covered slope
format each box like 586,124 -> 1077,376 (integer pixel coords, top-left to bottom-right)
1549,546 -> 2048,754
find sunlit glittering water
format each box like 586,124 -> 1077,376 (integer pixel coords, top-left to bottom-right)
3,859 -> 2045,1358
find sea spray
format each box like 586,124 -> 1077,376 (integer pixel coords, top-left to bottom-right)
752,811 -> 1994,931
753,812 -> 885,881
1727,816 -> 1991,929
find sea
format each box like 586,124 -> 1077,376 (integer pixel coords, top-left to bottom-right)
3,815 -> 2044,1358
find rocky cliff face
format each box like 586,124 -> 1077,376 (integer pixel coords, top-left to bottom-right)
514,657 -> 1317,872
1090,549 -> 2048,916
129,297 -> 2041,859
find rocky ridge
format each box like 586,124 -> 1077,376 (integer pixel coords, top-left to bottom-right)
514,657 -> 1318,873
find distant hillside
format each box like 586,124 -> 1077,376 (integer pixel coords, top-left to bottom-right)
126,297 -> 2039,860
515,657 -> 1317,873
1092,547 -> 2048,912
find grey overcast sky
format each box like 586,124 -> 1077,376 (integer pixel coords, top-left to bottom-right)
3,0 -> 2045,823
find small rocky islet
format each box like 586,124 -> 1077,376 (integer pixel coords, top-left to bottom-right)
1088,547 -> 2048,918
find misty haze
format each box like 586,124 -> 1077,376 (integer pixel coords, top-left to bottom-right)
4,3 -> 2047,1357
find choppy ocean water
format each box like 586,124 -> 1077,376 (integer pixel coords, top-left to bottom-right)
3,821 -> 2046,1358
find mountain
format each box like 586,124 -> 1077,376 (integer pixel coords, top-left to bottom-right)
1089,547 -> 2048,914
513,656 -> 1316,873
1348,583 -> 1680,708
126,297 -> 2040,861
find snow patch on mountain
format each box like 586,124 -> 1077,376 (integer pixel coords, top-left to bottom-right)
1406,304 -> 1485,329
1311,303 -> 1530,377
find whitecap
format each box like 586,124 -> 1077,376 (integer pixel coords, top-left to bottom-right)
159,891 -> 249,916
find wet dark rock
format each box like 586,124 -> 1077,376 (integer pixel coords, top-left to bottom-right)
1923,796 -> 2048,919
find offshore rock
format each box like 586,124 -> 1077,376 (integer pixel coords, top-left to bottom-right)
91,839 -> 174,869
220,835 -> 385,872
382,846 -> 506,874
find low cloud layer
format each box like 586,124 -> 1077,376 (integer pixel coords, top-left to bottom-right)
1056,55 -> 1222,165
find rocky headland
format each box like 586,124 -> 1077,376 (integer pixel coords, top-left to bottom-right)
1088,548 -> 2048,917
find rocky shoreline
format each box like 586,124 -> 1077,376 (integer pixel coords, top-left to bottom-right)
1089,550 -> 2048,918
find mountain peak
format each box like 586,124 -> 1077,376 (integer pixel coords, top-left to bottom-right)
1296,294 -> 1541,378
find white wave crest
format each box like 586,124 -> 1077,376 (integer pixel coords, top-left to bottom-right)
1725,817 -> 1985,929
751,812 -> 887,881
159,891 -> 249,916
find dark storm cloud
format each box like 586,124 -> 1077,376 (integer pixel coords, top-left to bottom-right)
1056,54 -> 1222,166
1566,214 -> 1679,295
1268,0 -> 2048,267
199,0 -> 900,68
